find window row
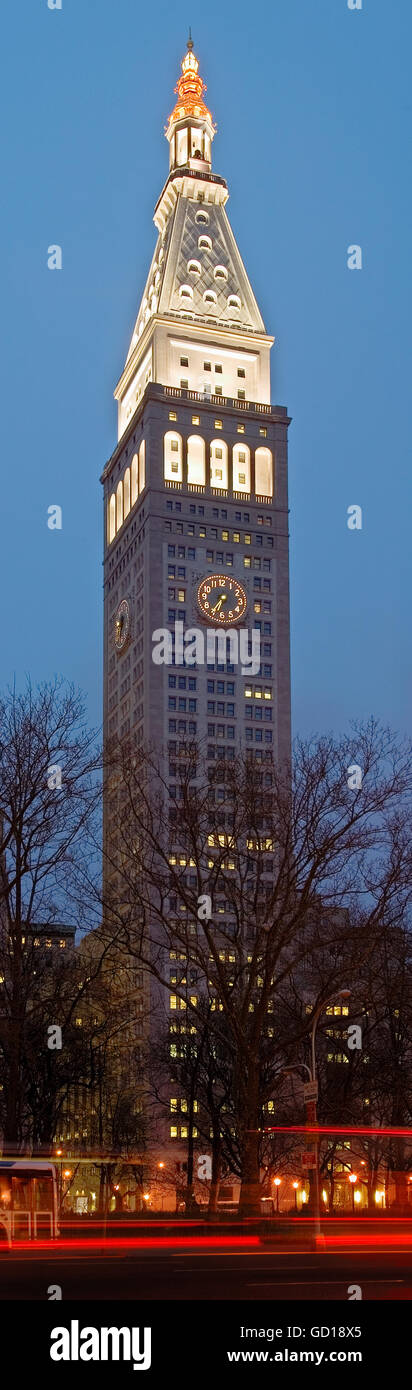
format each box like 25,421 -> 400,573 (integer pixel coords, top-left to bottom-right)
169,408 -> 268,439
164,433 -> 273,497
107,441 -> 146,544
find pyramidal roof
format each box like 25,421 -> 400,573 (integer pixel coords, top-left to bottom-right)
125,39 -> 266,364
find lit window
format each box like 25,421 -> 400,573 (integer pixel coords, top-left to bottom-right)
169,411 -> 177,421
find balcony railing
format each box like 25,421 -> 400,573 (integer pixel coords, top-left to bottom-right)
164,385 -> 272,415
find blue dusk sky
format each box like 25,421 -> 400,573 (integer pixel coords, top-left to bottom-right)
1,0 -> 411,740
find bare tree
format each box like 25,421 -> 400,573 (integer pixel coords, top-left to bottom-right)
102,719 -> 412,1215
0,678 -> 101,1150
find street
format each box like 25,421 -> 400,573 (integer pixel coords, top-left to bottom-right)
1,1242 -> 411,1300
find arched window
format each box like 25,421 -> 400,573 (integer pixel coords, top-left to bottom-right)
198,235 -> 212,251
187,435 -> 206,487
195,209 -> 210,225
227,294 -> 241,311
179,284 -> 194,301
187,259 -> 201,277
210,439 -> 228,490
233,443 -> 251,493
203,290 -> 217,305
255,447 -> 273,498
214,265 -> 228,282
139,439 -> 146,493
123,466 -> 131,519
116,480 -> 123,531
131,454 -> 138,505
108,493 -> 116,544
164,431 -> 183,483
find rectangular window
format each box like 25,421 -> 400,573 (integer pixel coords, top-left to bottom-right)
180,379 -> 189,389
192,415 -> 200,425
237,423 -> 245,434
169,411 -> 177,421
204,362 -> 212,372
237,368 -> 246,378
180,357 -> 189,367
238,390 -> 245,400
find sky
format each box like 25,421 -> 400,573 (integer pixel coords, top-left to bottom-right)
1,0 -> 411,741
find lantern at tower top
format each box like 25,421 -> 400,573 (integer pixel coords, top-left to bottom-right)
165,33 -> 217,175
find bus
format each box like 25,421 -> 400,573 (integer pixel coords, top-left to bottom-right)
0,1161 -> 59,1242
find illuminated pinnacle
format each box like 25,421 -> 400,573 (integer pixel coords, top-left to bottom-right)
167,32 -> 215,131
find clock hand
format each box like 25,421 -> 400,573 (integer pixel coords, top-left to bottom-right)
211,594 -> 227,615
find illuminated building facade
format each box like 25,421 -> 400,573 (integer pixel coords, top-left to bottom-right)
101,36 -> 291,1190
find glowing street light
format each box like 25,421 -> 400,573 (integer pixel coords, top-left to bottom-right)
292,1181 -> 299,1211
348,1173 -> 358,1214
273,1177 -> 282,1212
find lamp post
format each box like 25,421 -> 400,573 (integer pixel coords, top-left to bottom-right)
292,1181 -> 299,1212
308,989 -> 351,1241
349,1173 -> 358,1214
273,1177 -> 281,1213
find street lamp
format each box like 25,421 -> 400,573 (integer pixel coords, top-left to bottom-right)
292,1181 -> 299,1211
273,1177 -> 282,1213
349,1172 -> 358,1214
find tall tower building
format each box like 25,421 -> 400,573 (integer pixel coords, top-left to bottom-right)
101,36 -> 292,1177
102,32 -> 291,765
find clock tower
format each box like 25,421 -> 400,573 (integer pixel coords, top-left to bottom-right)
101,35 -> 291,1167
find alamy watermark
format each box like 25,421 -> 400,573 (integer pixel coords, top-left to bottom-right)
152,622 -> 261,676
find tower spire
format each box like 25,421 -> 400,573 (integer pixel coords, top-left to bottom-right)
165,35 -> 215,139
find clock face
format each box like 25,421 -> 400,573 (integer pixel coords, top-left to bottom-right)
114,598 -> 131,652
197,574 -> 248,626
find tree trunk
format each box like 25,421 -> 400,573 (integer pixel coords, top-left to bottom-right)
207,1132 -> 221,1217
238,1060 -> 261,1217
